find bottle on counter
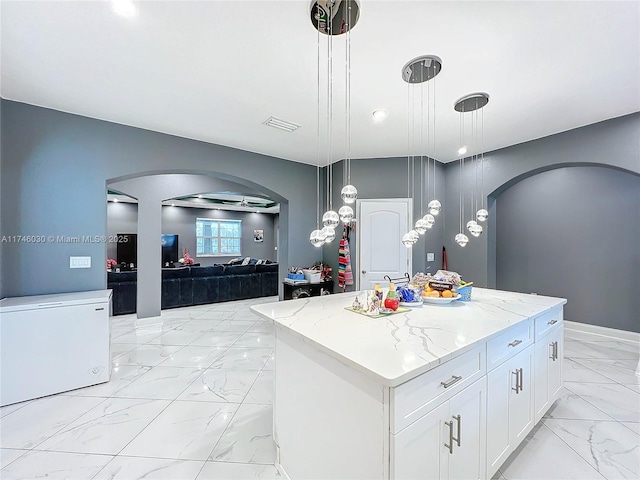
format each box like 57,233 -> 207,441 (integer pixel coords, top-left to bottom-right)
384,282 -> 399,311
374,283 -> 383,302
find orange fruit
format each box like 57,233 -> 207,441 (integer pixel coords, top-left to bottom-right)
428,291 -> 440,298
442,290 -> 453,298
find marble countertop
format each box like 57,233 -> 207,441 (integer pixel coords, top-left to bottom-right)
0,289 -> 113,312
250,288 -> 566,387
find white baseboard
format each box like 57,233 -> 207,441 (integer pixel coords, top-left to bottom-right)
564,320 -> 640,343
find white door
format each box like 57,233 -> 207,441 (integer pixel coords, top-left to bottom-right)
358,199 -> 411,290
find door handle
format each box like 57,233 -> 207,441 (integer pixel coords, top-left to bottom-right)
508,339 -> 523,348
440,375 -> 463,388
361,270 -> 367,274
452,415 -> 461,447
512,370 -> 520,394
549,342 -> 555,360
552,341 -> 558,361
547,319 -> 558,325
444,419 -> 454,454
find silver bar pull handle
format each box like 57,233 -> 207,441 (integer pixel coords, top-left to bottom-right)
549,342 -> 555,360
512,370 -> 520,393
444,420 -> 454,454
508,339 -> 523,348
547,319 -> 558,325
518,368 -> 524,392
553,341 -> 559,361
452,415 -> 461,447
440,375 -> 463,388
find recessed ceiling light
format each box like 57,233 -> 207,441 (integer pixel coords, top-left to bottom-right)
171,203 -> 175,207
458,146 -> 467,155
372,110 -> 387,122
111,0 -> 138,19
113,198 -> 119,203
198,194 -> 202,198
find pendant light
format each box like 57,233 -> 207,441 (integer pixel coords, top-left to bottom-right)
453,92 -> 489,247
401,54 -> 442,247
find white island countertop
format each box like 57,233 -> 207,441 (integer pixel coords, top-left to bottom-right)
250,288 -> 566,387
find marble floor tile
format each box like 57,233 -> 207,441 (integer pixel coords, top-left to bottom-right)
244,370 -> 274,405
572,358 -> 640,385
197,461 -> 282,479
113,366 -> 203,400
36,398 -> 170,455
113,344 -> 184,367
233,332 -> 276,349
0,395 -> 105,449
0,400 -> 32,418
624,384 -> 640,394
209,404 -> 276,464
565,382 -> 640,422
0,448 -> 27,470
158,345 -> 227,368
263,352 -> 275,371
491,470 -> 506,480
213,320 -> 257,333
178,369 -> 260,403
93,456 -> 205,480
62,365 -> 151,398
624,422 -> 640,434
543,388 -> 614,421
0,450 -> 113,480
247,322 -> 275,334
500,423 -> 605,479
110,326 -> 166,344
121,401 -> 238,460
209,347 -> 272,370
564,339 -> 640,361
563,329 -> 624,343
109,343 -> 139,360
190,331 -> 243,348
563,358 -> 617,384
171,319 -> 222,333
543,418 -> 640,479
147,329 -> 205,346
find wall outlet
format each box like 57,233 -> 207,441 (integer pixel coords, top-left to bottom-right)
427,252 -> 435,262
70,256 -> 91,268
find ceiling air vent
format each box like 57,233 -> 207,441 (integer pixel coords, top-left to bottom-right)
263,116 -> 301,132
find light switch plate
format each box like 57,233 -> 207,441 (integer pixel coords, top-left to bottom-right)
427,253 -> 435,262
70,256 -> 91,268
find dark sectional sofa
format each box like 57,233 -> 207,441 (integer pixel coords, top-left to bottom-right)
107,263 -> 279,315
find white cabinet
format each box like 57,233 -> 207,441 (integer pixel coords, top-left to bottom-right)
486,345 -> 534,478
0,290 -> 112,406
534,324 -> 563,423
392,377 -> 486,480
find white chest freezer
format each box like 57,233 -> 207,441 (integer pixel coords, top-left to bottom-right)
0,290 -> 112,406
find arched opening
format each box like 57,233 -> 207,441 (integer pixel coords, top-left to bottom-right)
106,170 -> 289,318
492,164 -> 639,332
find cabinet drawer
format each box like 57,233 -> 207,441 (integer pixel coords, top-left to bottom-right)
486,319 -> 532,372
534,307 -> 563,341
391,345 -> 485,434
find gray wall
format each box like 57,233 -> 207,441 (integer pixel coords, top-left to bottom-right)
106,202 -> 277,265
0,99 -> 320,299
443,112 -> 640,285
495,166 -> 639,331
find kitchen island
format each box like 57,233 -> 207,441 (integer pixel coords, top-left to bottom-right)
250,287 -> 566,480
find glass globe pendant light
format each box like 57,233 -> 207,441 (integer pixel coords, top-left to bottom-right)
321,225 -> 336,243
455,233 -> 469,247
469,223 -> 483,237
338,205 -> 354,223
427,199 -> 441,216
310,228 -> 327,247
476,208 -> 488,222
340,184 -> 357,204
423,213 -> 435,228
414,218 -> 428,235
322,210 -> 339,228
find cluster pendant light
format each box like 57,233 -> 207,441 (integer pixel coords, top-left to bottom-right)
400,55 -> 442,248
309,0 -> 359,247
453,92 -> 490,247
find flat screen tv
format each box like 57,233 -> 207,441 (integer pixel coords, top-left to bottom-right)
161,234 -> 179,265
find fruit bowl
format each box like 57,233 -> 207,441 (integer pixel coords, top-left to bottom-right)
422,294 -> 461,304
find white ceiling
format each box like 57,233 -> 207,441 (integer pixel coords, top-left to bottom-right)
2,1 -> 638,166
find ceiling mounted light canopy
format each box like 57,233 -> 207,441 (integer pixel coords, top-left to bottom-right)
310,0 -> 360,35
401,55 -> 442,84
454,92 -> 490,113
